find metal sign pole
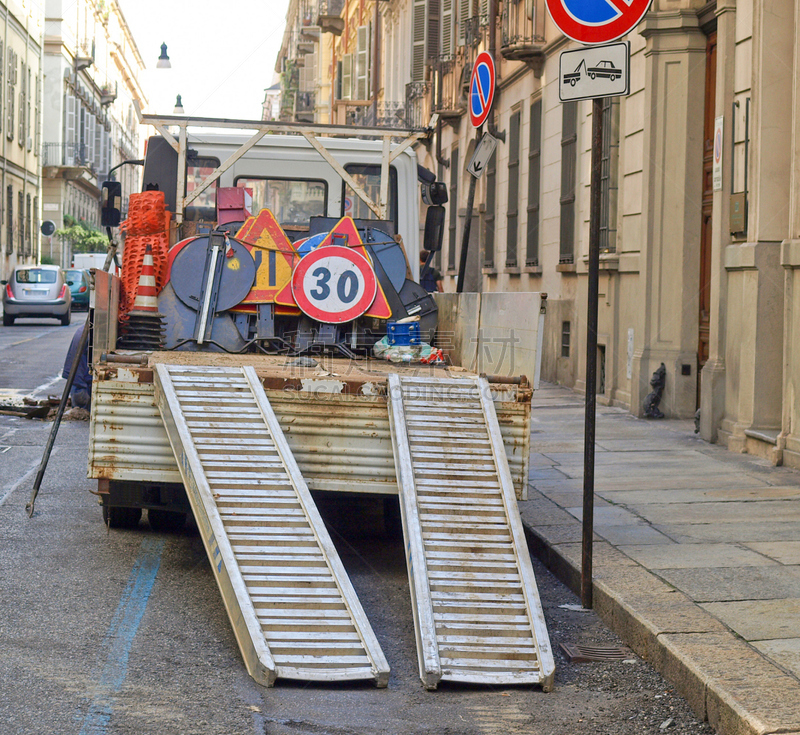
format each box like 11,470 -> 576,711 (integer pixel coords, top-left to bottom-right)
456,173 -> 478,294
582,97 -> 603,609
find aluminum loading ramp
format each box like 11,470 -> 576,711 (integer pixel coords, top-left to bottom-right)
154,364 -> 389,687
388,374 -> 555,690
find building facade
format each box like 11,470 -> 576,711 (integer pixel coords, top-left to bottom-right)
42,0 -> 145,268
276,0 -> 800,471
0,0 -> 43,283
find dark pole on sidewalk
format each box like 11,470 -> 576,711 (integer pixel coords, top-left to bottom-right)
456,162 -> 478,294
582,97 -> 604,609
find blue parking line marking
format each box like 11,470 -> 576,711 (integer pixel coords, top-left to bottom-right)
78,536 -> 166,735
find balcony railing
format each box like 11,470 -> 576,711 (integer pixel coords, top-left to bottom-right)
43,142 -> 94,171
317,0 -> 344,35
430,57 -> 465,121
501,0 -> 546,73
405,82 -> 431,129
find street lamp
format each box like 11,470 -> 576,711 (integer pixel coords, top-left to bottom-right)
156,43 -> 171,69
173,95 -> 184,114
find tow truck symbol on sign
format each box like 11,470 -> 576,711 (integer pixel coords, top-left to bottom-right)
563,59 -> 621,87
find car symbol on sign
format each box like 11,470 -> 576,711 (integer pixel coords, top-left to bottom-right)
587,60 -> 621,81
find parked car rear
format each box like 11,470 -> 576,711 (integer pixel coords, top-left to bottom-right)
64,268 -> 90,310
2,265 -> 72,326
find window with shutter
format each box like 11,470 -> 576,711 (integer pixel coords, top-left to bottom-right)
484,141 -> 496,268
7,49 -> 15,141
506,109 -> 520,267
342,53 -> 353,100
17,191 -> 23,254
356,25 -> 369,100
64,95 -> 76,153
526,98 -> 542,266
441,0 -> 455,56
427,0 -> 440,62
94,114 -> 103,171
458,0 -> 472,45
412,0 -> 426,83
559,101 -> 577,263
5,186 -> 12,256
448,146 -> 459,271
18,62 -> 25,145
26,67 -> 31,142
87,114 -> 96,167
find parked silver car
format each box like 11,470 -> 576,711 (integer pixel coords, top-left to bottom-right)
2,265 -> 72,326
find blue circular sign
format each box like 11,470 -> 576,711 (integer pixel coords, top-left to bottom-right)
469,52 -> 495,128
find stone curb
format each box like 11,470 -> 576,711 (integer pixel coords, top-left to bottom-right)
522,513 -> 800,735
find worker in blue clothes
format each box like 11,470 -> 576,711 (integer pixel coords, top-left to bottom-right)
419,250 -> 443,293
62,324 -> 92,410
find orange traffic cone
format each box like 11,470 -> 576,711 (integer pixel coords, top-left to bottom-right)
117,244 -> 165,351
130,244 -> 159,313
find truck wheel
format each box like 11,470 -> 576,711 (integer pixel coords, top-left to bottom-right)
148,509 -> 187,533
3,313 -> 13,326
103,505 -> 142,529
60,311 -> 71,326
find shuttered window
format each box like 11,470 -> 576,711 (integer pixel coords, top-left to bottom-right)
412,0 -> 426,82
506,109 -> 520,267
4,186 -> 11,255
559,101 -> 577,263
356,25 -> 369,99
6,48 -> 15,141
441,0 -> 455,56
341,53 -> 353,100
600,97 -> 619,253
483,139 -> 496,268
448,146 -> 459,271
526,98 -> 542,266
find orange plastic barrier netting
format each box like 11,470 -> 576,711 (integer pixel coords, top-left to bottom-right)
119,192 -> 170,318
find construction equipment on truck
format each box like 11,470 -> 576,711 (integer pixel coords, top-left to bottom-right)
85,112 -> 554,690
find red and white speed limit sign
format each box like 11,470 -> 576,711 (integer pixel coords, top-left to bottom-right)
291,246 -> 377,323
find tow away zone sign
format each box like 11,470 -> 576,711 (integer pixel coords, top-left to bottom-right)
559,42 -> 630,102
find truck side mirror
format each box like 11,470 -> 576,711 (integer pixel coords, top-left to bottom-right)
423,205 -> 445,253
101,181 -> 122,227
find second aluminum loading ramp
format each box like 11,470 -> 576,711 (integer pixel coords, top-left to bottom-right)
388,374 -> 555,690
154,364 -> 389,687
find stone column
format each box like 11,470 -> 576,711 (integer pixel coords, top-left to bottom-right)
718,0 -> 791,455
699,0 -> 735,442
630,10 -> 707,419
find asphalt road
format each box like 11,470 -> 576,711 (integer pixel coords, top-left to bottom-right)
0,318 -> 714,735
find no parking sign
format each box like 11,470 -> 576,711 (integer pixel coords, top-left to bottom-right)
546,0 -> 653,45
469,52 -> 496,128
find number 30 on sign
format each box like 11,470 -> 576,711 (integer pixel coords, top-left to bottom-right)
291,246 -> 378,324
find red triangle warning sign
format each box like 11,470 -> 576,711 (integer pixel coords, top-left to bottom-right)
274,216 -> 392,319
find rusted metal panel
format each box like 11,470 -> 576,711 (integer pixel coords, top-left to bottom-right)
89,380 -> 183,483
89,374 -> 530,497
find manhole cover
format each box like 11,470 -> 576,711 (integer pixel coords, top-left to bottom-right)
560,642 -> 632,663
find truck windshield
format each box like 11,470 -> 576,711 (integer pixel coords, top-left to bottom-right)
236,178 -> 327,226
186,157 -> 220,208
342,164 -> 398,230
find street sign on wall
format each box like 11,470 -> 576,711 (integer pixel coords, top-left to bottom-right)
559,42 -> 630,102
546,0 -> 653,45
713,116 -> 724,191
467,133 -> 498,179
469,52 -> 496,128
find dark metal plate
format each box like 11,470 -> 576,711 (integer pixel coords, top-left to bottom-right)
170,236 -> 255,313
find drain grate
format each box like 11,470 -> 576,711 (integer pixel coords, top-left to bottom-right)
559,642 -> 632,663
